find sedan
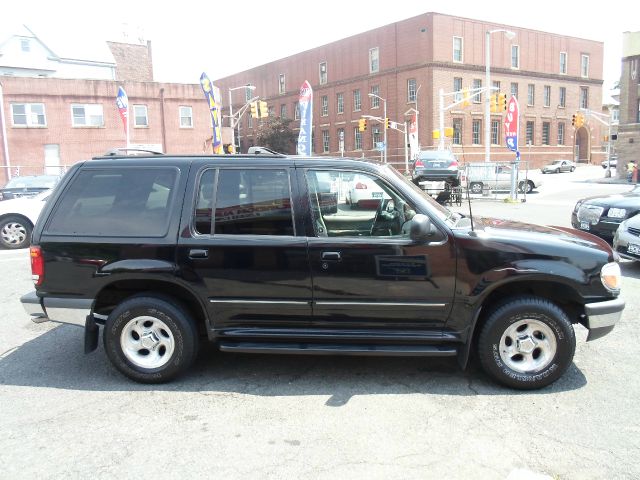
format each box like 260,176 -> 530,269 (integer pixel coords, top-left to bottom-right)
613,214 -> 640,261
0,190 -> 50,249
346,174 -> 390,210
541,160 -> 576,174
602,157 -> 618,169
571,185 -> 640,241
0,174 -> 60,201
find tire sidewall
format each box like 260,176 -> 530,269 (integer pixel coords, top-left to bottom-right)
480,300 -> 575,389
0,216 -> 32,249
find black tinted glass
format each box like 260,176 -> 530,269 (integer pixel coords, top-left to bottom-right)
194,169 -> 215,235
46,168 -> 177,237
215,169 -> 293,236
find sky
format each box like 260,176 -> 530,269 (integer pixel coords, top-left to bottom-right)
3,0 -> 639,95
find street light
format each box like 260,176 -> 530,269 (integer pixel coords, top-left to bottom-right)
485,29 -> 516,162
368,93 -> 387,163
228,85 -> 256,152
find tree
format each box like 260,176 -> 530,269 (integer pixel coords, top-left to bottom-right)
255,117 -> 297,154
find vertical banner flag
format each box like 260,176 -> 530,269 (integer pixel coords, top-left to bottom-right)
200,72 -> 223,154
504,96 -> 520,160
116,86 -> 129,147
408,114 -> 419,160
297,80 -> 313,156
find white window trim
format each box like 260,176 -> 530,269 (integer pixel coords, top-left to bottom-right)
321,95 -> 328,117
279,74 -> 286,95
511,45 -> 520,70
133,104 -> 148,128
453,37 -> 463,63
319,62 -> 327,85
369,47 -> 379,74
581,54 -> 590,78
11,103 -> 47,128
543,86 -> 551,108
71,103 -> 104,128
559,52 -> 567,74
179,106 -> 193,129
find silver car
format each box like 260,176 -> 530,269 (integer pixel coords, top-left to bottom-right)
613,214 -> 640,261
541,160 -> 576,174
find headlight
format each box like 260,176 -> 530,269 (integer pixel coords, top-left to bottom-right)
574,200 -> 583,213
601,262 -> 622,291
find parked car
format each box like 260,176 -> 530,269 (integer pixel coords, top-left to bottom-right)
411,150 -> 461,187
466,163 -> 543,194
21,151 -> 624,389
541,160 -> 576,174
0,175 -> 60,201
602,156 -> 618,169
346,174 -> 390,209
613,214 -> 640,261
571,185 -> 640,241
0,190 -> 50,249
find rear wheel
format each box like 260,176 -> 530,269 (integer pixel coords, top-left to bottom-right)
519,181 -> 534,194
477,296 -> 575,389
570,167 -> 576,172
470,182 -> 483,194
104,295 -> 199,383
0,216 -> 32,249
555,168 -> 560,174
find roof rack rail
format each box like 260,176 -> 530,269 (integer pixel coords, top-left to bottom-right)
247,146 -> 286,157
103,148 -> 164,156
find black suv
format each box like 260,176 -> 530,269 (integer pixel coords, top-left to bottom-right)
21,152 -> 624,389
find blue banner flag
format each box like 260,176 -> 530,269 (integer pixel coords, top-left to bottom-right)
200,72 -> 223,154
297,80 -> 313,156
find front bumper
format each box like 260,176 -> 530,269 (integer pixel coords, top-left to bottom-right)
582,297 -> 625,341
20,291 -> 93,327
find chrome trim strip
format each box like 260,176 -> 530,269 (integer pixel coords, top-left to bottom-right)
43,297 -> 92,327
210,299 -> 310,305
315,301 -> 447,308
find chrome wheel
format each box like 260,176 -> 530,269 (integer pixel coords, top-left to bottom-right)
1,221 -> 27,246
120,315 -> 175,369
499,319 -> 557,373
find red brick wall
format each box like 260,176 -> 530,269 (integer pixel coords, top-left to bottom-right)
107,41 -> 154,82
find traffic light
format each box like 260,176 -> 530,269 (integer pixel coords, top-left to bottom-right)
462,89 -> 471,107
358,118 -> 367,132
385,117 -> 390,129
571,114 -> 576,127
250,101 -> 258,119
575,113 -> 585,128
259,100 -> 269,118
489,94 -> 498,113
498,93 -> 507,111
444,127 -> 454,138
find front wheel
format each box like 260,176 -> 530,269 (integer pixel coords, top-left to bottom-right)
477,296 -> 576,389
0,216 -> 32,249
470,182 -> 483,194
104,295 -> 199,383
519,181 -> 534,194
570,167 -> 576,172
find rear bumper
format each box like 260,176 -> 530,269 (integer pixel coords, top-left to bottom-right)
20,291 -> 92,328
582,297 -> 625,341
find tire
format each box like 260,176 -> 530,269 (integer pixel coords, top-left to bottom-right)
103,295 -> 199,383
519,181 -> 534,194
470,182 -> 483,194
0,216 -> 33,249
570,167 -> 576,172
555,168 -> 560,174
477,296 -> 576,389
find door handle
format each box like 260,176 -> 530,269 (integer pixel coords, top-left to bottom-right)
189,249 -> 209,259
321,251 -> 341,261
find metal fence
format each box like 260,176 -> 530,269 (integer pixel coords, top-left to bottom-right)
463,161 -> 535,202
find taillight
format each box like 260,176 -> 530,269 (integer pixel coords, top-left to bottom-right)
414,160 -> 424,168
355,182 -> 368,189
30,246 -> 44,286
450,160 -> 459,167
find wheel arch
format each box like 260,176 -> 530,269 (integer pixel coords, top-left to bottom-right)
0,213 -> 35,228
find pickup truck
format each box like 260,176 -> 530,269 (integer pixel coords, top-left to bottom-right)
466,162 -> 543,194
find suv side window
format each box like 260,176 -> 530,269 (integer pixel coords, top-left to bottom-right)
46,167 -> 177,237
213,168 -> 294,236
306,170 -> 417,238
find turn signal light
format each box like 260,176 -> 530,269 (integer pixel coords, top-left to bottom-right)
601,262 -> 621,291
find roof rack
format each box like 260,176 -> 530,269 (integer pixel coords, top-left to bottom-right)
247,146 -> 286,157
103,148 -> 164,156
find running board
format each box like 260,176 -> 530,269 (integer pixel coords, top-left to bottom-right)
219,341 -> 457,357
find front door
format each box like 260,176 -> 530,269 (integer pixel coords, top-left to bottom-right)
304,168 -> 456,329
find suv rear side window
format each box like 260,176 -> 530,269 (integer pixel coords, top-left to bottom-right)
46,168 -> 177,237
211,169 -> 294,236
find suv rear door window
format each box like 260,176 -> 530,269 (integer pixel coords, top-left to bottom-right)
46,168 -> 177,237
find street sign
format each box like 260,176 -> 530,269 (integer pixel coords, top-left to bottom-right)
504,96 -> 519,153
375,142 -> 385,151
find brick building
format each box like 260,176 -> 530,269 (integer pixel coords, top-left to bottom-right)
216,12 -> 606,169
615,31 -> 640,178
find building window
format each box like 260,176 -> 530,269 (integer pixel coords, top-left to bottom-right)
491,120 -> 500,145
354,127 -> 362,150
268,105 -> 275,117
612,109 -> 619,123
321,95 -> 328,116
369,47 -> 379,73
247,114 -> 252,129
527,84 -> 535,106
558,122 -> 565,145
280,104 -> 287,118
580,87 -> 589,109
511,45 -> 520,69
526,121 -> 535,145
279,74 -> 286,94
453,118 -> 462,145
372,126 -> 381,149
581,54 -> 590,78
319,62 -> 327,85
454,77 -> 463,102
370,85 -> 380,108
294,102 -> 300,120
133,105 -> 148,127
353,89 -> 361,111
473,79 -> 482,103
407,79 -> 417,103
543,86 -> 551,107
492,80 -> 501,93
179,106 -> 193,128
322,130 -> 330,153
337,93 -> 344,114
511,82 -> 518,99
21,39 -> 30,52
453,36 -> 463,63
72,104 -> 104,127
560,52 -> 567,74
559,87 -> 566,108
542,122 -> 550,145
472,119 -> 481,145
11,103 -> 46,127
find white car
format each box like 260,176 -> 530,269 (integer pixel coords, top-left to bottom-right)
345,174 -> 390,210
466,163 -> 543,194
0,190 -> 50,249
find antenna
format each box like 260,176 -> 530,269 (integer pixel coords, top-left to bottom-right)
465,172 -> 475,232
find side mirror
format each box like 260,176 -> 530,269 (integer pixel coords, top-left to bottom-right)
409,214 -> 437,241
